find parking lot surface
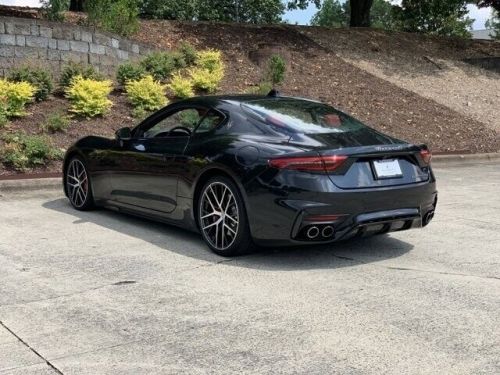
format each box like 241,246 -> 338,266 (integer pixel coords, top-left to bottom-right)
0,163 -> 499,374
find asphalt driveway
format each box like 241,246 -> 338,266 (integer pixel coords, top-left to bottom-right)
0,163 -> 499,374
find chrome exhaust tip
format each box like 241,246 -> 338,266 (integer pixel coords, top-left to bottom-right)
306,226 -> 320,239
322,226 -> 334,238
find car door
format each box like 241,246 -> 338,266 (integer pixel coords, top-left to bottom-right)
109,106 -> 206,213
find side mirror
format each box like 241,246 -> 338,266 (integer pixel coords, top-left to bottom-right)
115,127 -> 132,141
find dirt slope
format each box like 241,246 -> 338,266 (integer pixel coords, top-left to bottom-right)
302,27 -> 500,135
134,21 -> 499,153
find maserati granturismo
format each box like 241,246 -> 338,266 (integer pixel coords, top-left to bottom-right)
63,92 -> 437,256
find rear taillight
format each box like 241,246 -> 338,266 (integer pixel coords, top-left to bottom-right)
420,149 -> 432,165
268,155 -> 347,173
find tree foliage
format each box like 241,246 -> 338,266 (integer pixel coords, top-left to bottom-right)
141,0 -> 285,23
393,0 -> 473,38
311,0 -> 395,29
485,9 -> 500,39
476,0 -> 500,12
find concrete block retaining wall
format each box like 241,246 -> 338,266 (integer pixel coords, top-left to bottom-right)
0,16 -> 155,80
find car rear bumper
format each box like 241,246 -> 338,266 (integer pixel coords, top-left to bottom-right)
245,175 -> 437,247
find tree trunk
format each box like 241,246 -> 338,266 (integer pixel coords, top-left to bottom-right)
349,0 -> 374,27
69,0 -> 85,12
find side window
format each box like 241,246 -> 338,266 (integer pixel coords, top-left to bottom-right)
195,110 -> 224,134
143,108 -> 202,138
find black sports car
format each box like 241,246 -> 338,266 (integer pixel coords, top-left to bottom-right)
63,92 -> 437,256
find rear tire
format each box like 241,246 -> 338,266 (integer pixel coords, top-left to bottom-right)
65,156 -> 95,211
198,176 -> 254,256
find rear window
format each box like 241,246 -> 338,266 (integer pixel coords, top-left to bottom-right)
241,99 -> 366,135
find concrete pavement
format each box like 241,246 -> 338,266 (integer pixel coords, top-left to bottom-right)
0,163 -> 499,374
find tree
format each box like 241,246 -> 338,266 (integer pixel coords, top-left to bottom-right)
141,0 -> 285,23
310,0 -> 347,27
476,0 -> 500,12
394,0 -> 473,38
69,0 -> 85,11
350,0 -> 374,27
311,0 -> 395,29
485,9 -> 500,39
289,0 -> 375,27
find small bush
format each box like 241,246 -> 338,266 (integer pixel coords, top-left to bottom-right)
140,52 -> 177,81
116,63 -> 146,86
167,73 -> 194,99
178,42 -> 197,66
196,49 -> 224,72
85,0 -> 139,36
65,76 -> 113,118
8,67 -> 53,102
189,67 -> 223,93
41,0 -> 68,22
40,112 -> 71,133
267,54 -> 286,86
246,81 -> 273,95
0,79 -> 36,118
125,75 -> 167,112
60,62 -> 103,89
0,110 -> 8,128
1,132 -> 63,171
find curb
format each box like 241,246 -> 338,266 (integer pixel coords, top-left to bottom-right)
431,152 -> 500,165
0,177 -> 62,193
0,153 -> 498,193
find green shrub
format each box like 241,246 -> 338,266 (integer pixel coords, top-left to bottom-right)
0,79 -> 36,117
267,54 -> 286,86
1,132 -> 63,171
8,67 -> 53,102
246,81 -> 273,95
140,52 -> 177,81
0,110 -> 8,128
178,42 -> 197,66
40,112 -> 71,133
189,67 -> 223,93
196,49 -> 224,72
41,0 -> 68,22
60,62 -> 103,89
85,0 -> 139,36
125,75 -> 168,112
116,63 -> 146,86
167,73 -> 194,99
65,76 -> 114,118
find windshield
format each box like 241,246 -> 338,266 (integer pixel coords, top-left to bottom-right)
241,99 -> 367,135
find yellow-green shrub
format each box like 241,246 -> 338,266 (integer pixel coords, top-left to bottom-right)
1,132 -> 63,171
196,49 -> 224,72
125,75 -> 167,112
0,79 -> 36,117
65,76 -> 113,118
189,67 -> 224,93
167,73 -> 194,99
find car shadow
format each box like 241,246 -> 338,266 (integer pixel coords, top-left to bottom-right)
43,198 -> 414,271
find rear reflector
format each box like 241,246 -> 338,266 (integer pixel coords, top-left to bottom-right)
304,214 -> 347,222
420,150 -> 432,164
268,155 -> 347,173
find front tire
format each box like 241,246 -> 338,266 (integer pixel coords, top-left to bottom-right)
198,176 -> 254,256
65,156 -> 95,211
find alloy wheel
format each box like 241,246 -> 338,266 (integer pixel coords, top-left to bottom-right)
200,182 -> 240,251
66,159 -> 89,208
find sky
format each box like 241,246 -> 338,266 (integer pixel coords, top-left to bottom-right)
0,0 -> 495,30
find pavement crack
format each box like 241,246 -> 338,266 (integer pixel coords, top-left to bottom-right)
331,253 -> 499,281
384,266 -> 500,281
0,320 -> 64,375
189,258 -> 234,270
